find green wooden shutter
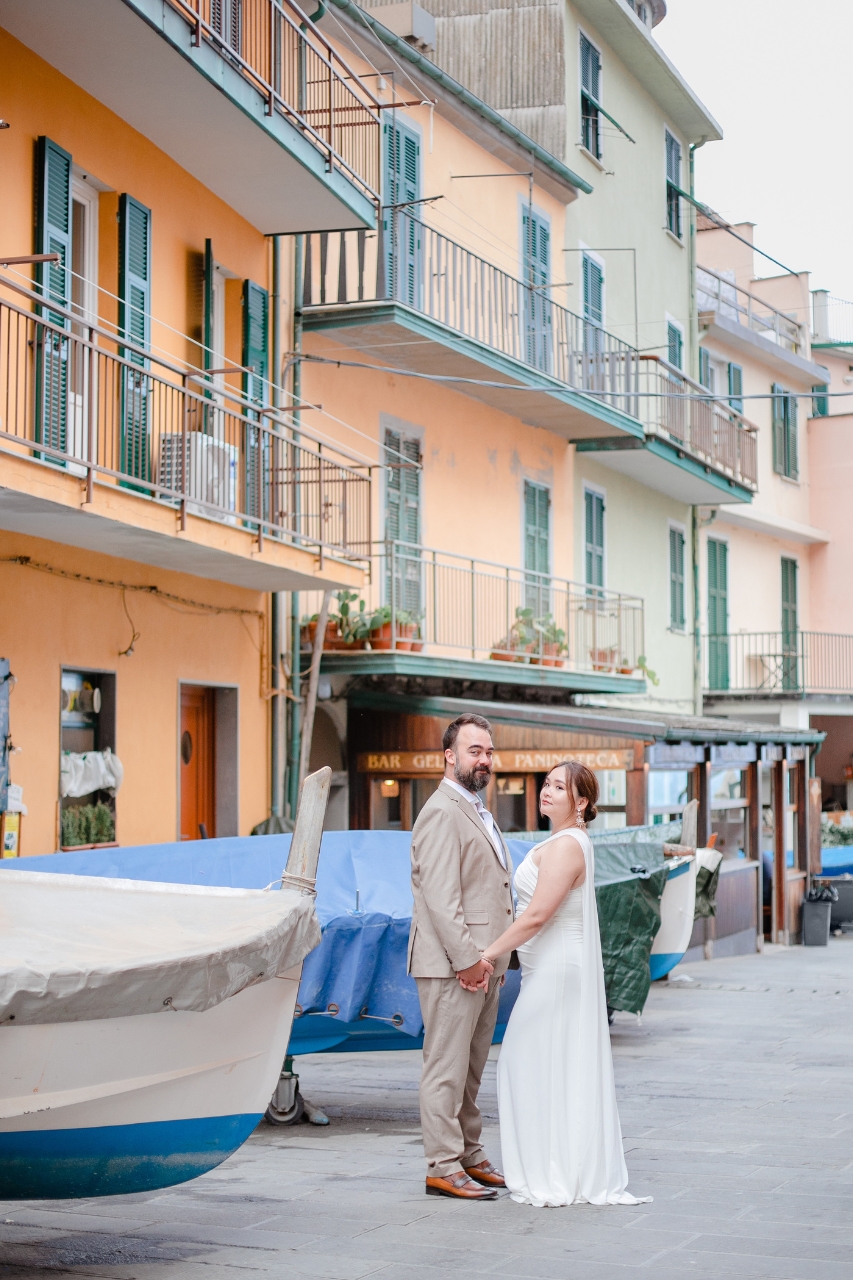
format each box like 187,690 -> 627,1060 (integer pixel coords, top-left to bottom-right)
383,120 -> 420,306
584,490 -> 605,590
707,538 -> 729,690
384,428 -> 421,614
665,132 -> 682,237
118,194 -> 151,484
786,393 -> 798,480
698,348 -> 710,389
781,556 -> 798,690
812,384 -> 829,417
667,322 -> 683,370
242,279 -> 269,523
523,481 -> 550,612
771,383 -> 785,474
203,238 -> 214,375
35,136 -> 72,456
728,363 -> 743,413
580,35 -> 601,158
582,254 -> 603,326
669,527 -> 685,630
523,211 -> 551,370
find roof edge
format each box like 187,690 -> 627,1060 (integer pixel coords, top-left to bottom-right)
325,0 -> 593,196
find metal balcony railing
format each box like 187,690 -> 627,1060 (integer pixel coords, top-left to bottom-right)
166,0 -> 381,201
638,355 -> 758,490
301,217 -> 640,414
704,632 -> 853,696
301,540 -> 645,674
0,275 -> 371,565
812,289 -> 853,345
697,264 -> 805,355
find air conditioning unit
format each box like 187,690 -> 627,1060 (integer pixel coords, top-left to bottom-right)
157,432 -> 239,524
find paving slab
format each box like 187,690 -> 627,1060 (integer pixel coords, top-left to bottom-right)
3,938 -> 853,1278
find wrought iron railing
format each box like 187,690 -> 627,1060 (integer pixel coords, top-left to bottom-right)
704,632 -> 853,695
638,355 -> 758,489
697,264 -> 805,355
301,540 -> 645,673
0,275 -> 371,564
300,217 -> 640,414
165,0 -> 381,200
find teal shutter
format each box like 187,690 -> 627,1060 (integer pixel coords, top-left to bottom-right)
728,363 -> 743,413
771,383 -> 785,474
384,428 -> 421,615
118,194 -> 152,484
524,481 -> 550,612
582,254 -> 604,370
584,490 -> 605,590
666,132 -> 682,237
35,136 -> 72,457
698,348 -> 710,389
786,393 -> 798,479
580,35 -> 602,158
383,120 -> 420,306
667,322 -> 683,369
242,279 -> 269,523
812,384 -> 829,417
524,211 -> 551,371
781,557 -> 798,690
203,238 -> 214,375
707,538 -> 729,691
669,527 -> 685,629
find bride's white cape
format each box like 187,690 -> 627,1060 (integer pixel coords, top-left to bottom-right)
497,828 -> 651,1207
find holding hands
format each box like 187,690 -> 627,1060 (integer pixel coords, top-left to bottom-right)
456,956 -> 495,992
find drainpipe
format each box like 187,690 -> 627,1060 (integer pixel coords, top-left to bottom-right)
270,234 -> 284,819
692,505 -> 702,716
689,141 -> 705,717
287,234 -> 304,820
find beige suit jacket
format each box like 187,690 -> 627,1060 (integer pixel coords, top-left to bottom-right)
407,780 -> 514,979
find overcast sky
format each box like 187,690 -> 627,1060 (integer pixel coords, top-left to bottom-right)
654,0 -> 852,300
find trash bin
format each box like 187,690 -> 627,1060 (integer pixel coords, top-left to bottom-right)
803,885 -> 836,946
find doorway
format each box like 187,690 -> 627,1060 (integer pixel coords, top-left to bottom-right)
180,685 -> 216,840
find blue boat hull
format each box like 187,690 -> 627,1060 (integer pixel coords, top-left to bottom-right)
0,1114 -> 261,1200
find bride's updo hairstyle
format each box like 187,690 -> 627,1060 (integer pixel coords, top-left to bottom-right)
552,760 -> 599,822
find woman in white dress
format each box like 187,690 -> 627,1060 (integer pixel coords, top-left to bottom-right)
481,761 -> 650,1208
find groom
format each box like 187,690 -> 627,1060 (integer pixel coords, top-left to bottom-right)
408,714 -> 514,1200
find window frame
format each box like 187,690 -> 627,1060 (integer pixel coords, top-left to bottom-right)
771,383 -> 799,480
579,30 -> 603,162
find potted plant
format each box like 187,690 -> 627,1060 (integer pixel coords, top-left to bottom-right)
531,614 -> 567,667
367,606 -> 424,650
490,607 -> 536,662
368,604 -> 394,650
301,612 -> 339,651
330,591 -> 370,649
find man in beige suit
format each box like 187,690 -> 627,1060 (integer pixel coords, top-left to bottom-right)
408,713 -> 514,1200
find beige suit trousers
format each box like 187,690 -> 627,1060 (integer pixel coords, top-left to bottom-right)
416,975 -> 502,1179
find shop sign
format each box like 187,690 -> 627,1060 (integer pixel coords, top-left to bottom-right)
358,748 -> 634,773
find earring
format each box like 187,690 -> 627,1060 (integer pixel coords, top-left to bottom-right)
576,802 -> 586,830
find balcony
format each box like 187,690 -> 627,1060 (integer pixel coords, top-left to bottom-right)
299,540 -> 646,695
0,275 -> 371,592
0,0 -> 380,232
300,217 -> 644,442
703,632 -> 853,699
697,265 -> 827,384
812,290 -> 853,350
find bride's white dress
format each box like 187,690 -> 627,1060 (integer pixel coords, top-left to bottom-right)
497,828 -> 650,1207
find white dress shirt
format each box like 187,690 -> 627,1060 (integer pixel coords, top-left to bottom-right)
444,777 -> 507,868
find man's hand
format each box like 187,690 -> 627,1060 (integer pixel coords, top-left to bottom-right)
456,957 -> 494,993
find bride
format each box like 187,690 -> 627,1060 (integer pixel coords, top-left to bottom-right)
481,761 -> 650,1208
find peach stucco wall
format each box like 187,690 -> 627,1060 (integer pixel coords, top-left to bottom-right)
0,532 -> 270,856
808,412 -> 853,635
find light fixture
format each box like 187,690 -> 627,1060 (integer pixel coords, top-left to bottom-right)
380,778 -> 399,799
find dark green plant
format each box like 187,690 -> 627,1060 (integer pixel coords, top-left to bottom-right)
331,590 -> 370,643
61,801 -> 115,847
533,613 -> 567,652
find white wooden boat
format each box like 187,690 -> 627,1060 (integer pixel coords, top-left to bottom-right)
650,843 -> 724,980
0,769 -> 329,1200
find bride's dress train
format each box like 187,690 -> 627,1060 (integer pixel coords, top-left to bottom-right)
497,828 -> 651,1207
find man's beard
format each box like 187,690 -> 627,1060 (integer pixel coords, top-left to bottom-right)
455,761 -> 491,792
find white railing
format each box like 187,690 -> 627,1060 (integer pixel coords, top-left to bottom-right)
697,264 -> 805,355
812,290 -> 853,346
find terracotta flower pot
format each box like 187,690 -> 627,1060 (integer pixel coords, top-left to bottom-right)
302,620 -> 339,650
369,620 -> 393,651
531,642 -> 565,668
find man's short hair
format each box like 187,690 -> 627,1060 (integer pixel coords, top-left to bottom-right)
442,714 -> 493,753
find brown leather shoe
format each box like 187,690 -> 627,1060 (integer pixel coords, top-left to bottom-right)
426,1171 -> 498,1200
464,1159 -> 506,1188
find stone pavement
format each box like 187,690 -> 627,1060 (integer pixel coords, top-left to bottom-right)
3,939 -> 853,1278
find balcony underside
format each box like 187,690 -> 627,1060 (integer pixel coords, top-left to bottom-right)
575,435 -> 754,505
318,649 -> 646,695
700,313 -> 829,386
0,455 -> 362,593
301,303 -> 646,442
0,0 -> 375,234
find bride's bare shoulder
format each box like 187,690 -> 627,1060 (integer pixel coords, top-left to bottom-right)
532,830 -> 586,867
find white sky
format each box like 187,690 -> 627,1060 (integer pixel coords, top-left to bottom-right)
654,0 -> 853,300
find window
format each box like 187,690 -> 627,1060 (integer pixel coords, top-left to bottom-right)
667,321 -> 683,370
584,488 -> 605,590
812,383 -> 829,417
524,481 -> 550,612
669,526 -> 686,630
523,209 -> 551,371
728,363 -> 743,413
698,347 -> 711,390
118,193 -> 152,485
707,538 -> 729,690
665,131 -> 682,238
383,119 -> 421,306
781,557 -> 798,691
582,254 -> 605,370
771,384 -> 799,479
384,425 -> 422,616
580,34 -> 602,160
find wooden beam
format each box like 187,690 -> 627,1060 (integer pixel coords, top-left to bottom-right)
626,763 -> 649,826
795,759 -> 808,874
696,754 -> 712,848
772,759 -> 788,944
808,774 -> 822,880
746,760 -> 764,944
525,774 -> 538,832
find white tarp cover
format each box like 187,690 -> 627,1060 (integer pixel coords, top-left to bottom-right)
60,749 -> 124,798
0,871 -> 321,1026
